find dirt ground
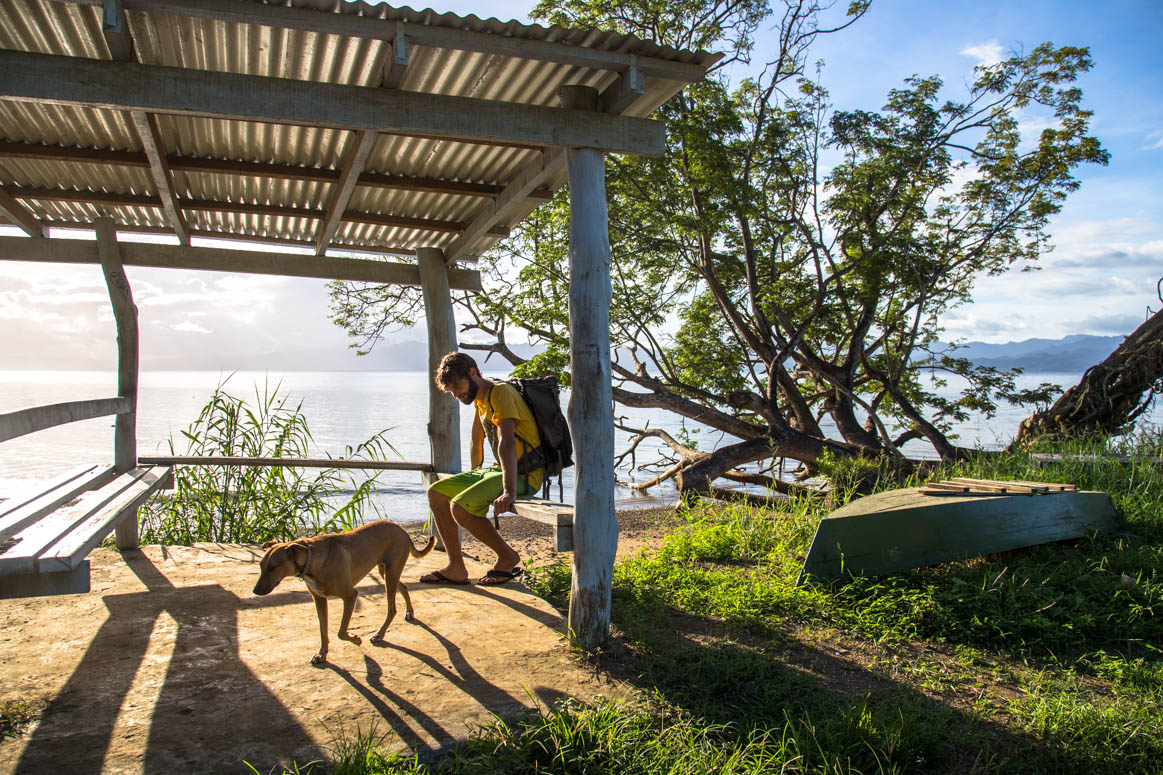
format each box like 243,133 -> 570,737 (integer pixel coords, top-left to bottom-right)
0,510 -> 682,774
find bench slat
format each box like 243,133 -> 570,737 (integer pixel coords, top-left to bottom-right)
0,464 -> 115,541
40,466 -> 172,573
512,498 -> 574,526
0,467 -> 155,574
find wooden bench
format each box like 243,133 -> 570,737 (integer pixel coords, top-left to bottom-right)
424,472 -> 575,552
0,463 -> 172,598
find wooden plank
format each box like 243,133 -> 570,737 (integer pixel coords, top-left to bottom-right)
40,467 -> 172,572
947,477 -> 1042,492
0,188 -> 45,237
511,499 -> 574,526
53,0 -> 713,83
315,130 -> 378,255
0,398 -> 130,443
444,150 -> 565,262
0,463 -> 102,520
130,111 -> 190,245
138,455 -> 434,471
0,467 -> 154,575
0,562 -> 90,598
0,237 -> 482,290
0,50 -> 669,157
0,465 -> 114,540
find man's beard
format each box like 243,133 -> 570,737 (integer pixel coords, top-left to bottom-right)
458,380 -> 479,405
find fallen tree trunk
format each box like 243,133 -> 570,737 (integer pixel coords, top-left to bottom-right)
1011,307 -> 1163,448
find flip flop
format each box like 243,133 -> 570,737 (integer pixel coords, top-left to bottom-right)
478,567 -> 524,585
419,570 -> 470,585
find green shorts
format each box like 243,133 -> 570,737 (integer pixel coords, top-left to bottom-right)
428,467 -> 536,518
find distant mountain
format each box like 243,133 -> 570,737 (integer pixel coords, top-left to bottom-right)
938,334 -> 1122,373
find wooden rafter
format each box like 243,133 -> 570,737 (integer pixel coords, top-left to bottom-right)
0,236 -> 483,289
0,188 -> 45,237
0,51 -> 667,156
52,0 -> 714,83
129,111 -> 189,245
0,141 -> 552,200
444,152 -> 563,263
3,185 -> 509,236
314,130 -> 378,255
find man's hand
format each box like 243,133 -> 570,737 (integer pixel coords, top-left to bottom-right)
492,490 -> 516,515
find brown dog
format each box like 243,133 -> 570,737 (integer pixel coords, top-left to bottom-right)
253,520 -> 436,665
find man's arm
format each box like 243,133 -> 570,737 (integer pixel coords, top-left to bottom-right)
470,412 -> 485,470
493,417 -> 519,514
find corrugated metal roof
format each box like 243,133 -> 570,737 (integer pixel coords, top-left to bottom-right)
0,0 -> 715,259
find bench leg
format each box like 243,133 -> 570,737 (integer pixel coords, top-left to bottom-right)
554,526 -> 574,553
0,562 -> 90,598
115,506 -> 140,550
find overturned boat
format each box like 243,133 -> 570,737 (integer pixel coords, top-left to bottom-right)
797,479 -> 1118,584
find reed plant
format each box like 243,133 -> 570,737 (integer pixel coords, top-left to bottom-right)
139,376 -> 398,545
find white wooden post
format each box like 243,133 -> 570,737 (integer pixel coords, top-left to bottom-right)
418,247 -> 462,545
95,217 -> 141,549
417,247 -> 461,473
560,85 -> 617,651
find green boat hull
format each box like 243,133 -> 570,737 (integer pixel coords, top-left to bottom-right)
797,487 -> 1118,584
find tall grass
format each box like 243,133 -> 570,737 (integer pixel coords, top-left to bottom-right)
139,377 -> 398,544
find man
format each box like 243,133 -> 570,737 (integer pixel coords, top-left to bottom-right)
420,351 -> 542,586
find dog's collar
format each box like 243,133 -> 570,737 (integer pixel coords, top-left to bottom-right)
294,543 -> 313,579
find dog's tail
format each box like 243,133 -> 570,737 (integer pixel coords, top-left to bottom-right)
411,534 -> 437,558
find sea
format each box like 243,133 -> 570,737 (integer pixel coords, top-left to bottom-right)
2,369 -> 1158,524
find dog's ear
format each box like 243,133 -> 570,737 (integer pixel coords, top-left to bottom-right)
261,538 -> 279,549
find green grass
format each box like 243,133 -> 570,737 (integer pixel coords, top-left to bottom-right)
269,431 -> 1163,774
0,699 -> 43,740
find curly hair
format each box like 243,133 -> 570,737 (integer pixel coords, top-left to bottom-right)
434,351 -> 478,388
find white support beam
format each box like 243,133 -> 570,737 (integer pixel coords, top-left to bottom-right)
417,247 -> 461,476
0,236 -> 483,290
444,150 -> 565,263
315,130 -> 378,256
0,51 -> 667,157
101,0 -> 135,61
130,111 -> 189,245
95,218 -> 141,549
560,85 -> 617,652
0,188 -> 44,237
381,22 -> 409,91
52,0 -> 713,83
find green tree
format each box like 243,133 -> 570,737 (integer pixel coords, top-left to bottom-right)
330,0 -> 1109,495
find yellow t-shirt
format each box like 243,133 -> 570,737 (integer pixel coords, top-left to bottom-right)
476,382 -> 543,490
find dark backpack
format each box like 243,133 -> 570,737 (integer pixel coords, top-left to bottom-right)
502,376 -> 573,497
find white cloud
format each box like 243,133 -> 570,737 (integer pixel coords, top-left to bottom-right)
1144,129 -> 1163,151
172,321 -> 212,334
960,40 -> 1005,67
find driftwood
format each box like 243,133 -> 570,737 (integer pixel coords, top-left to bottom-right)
1012,306 -> 1163,447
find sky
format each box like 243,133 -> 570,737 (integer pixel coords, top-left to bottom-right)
1,0 -> 1160,371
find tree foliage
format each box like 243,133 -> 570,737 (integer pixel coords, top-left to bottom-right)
329,0 -> 1109,493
